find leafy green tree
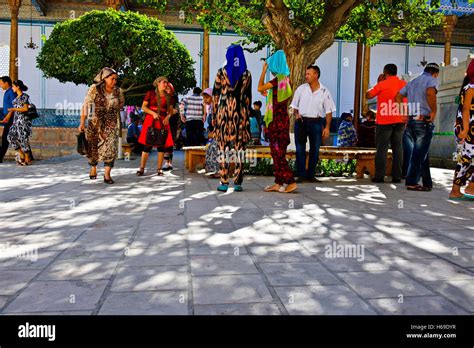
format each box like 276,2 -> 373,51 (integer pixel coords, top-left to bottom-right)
173,0 -> 448,87
37,9 -> 196,104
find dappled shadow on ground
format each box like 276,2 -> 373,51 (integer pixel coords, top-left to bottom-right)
0,153 -> 473,315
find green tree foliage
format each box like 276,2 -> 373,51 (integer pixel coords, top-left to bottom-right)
37,9 -> 196,104
170,0 -> 449,87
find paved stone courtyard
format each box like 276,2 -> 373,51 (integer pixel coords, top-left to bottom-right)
0,151 -> 473,315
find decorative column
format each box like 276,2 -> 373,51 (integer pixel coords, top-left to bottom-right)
106,0 -> 122,10
353,41 -> 363,130
361,44 -> 371,117
8,0 -> 21,81
443,14 -> 457,66
201,28 -> 210,89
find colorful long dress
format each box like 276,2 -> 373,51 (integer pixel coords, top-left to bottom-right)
85,84 -> 125,166
8,93 -> 32,153
138,90 -> 174,151
453,83 -> 474,186
267,78 -> 295,185
212,67 -> 252,185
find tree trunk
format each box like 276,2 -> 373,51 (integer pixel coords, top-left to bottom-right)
286,47 -> 310,91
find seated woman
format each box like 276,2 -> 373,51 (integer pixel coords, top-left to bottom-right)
337,112 -> 357,147
126,113 -> 143,155
357,109 -> 376,148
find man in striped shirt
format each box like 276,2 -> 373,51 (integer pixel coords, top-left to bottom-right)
180,87 -> 205,146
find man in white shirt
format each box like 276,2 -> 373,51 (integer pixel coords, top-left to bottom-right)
290,65 -> 336,183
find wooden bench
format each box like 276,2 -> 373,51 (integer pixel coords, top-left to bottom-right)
183,145 -> 392,179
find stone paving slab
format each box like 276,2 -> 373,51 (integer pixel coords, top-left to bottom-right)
192,274 -> 273,305
337,271 -> 434,298
259,262 -> 341,286
194,303 -> 282,315
1,152 -> 473,315
99,291 -> 188,315
3,280 -> 109,313
190,254 -> 259,276
273,285 -> 377,315
0,270 -> 42,296
368,296 -> 469,315
110,265 -> 188,292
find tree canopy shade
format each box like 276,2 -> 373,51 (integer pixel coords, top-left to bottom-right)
172,0 -> 458,87
36,9 -> 196,104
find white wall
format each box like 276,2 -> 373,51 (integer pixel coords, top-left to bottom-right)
1,21 -> 473,119
339,42 -> 358,115
209,34 -> 267,109
314,42 -> 339,113
174,31 -> 201,93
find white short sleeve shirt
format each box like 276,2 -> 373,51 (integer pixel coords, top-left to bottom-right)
290,83 -> 336,118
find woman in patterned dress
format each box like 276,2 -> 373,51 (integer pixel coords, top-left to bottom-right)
258,50 -> 297,193
449,60 -> 474,199
79,68 -> 124,184
7,80 -> 33,165
212,45 -> 252,192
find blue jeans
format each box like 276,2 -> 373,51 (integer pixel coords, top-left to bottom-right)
403,121 -> 434,187
294,118 -> 324,179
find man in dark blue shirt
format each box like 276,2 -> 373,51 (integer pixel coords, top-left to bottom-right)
0,76 -> 17,163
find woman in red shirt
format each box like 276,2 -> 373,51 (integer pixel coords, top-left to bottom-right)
137,76 -> 174,176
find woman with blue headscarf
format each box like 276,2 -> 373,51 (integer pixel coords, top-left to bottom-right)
212,45 -> 252,192
258,50 -> 296,193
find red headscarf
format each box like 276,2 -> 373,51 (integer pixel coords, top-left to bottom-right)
467,59 -> 474,84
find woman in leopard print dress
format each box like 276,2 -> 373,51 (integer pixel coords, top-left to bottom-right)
79,68 -> 124,184
212,45 -> 252,192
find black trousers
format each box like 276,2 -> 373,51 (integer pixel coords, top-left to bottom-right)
374,123 -> 405,180
185,120 -> 204,146
0,119 -> 13,163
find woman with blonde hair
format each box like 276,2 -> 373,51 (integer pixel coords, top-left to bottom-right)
136,76 -> 174,176
79,67 -> 124,184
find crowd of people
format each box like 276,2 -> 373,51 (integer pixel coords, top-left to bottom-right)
1,47 -> 473,199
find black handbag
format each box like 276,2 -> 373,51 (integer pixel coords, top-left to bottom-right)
146,117 -> 168,147
25,104 -> 39,121
77,131 -> 88,155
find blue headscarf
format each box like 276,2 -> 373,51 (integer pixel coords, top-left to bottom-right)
266,50 -> 290,77
225,45 -> 247,88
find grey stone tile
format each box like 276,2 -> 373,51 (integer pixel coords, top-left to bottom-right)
3,310 -> 93,315
427,279 -> 474,312
38,259 -> 119,281
368,243 -> 438,260
248,242 -> 315,263
111,265 -> 188,292
0,296 -> 9,309
260,262 -> 340,286
3,280 -> 108,313
274,285 -> 376,315
338,271 -> 434,298
189,244 -> 248,255
0,250 -> 60,270
369,296 -> 468,315
99,291 -> 188,315
436,248 -> 474,268
193,275 -> 273,305
0,270 -> 41,296
191,254 -> 258,276
194,303 -> 281,315
437,226 -> 474,242
386,258 -> 474,282
121,248 -> 187,267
